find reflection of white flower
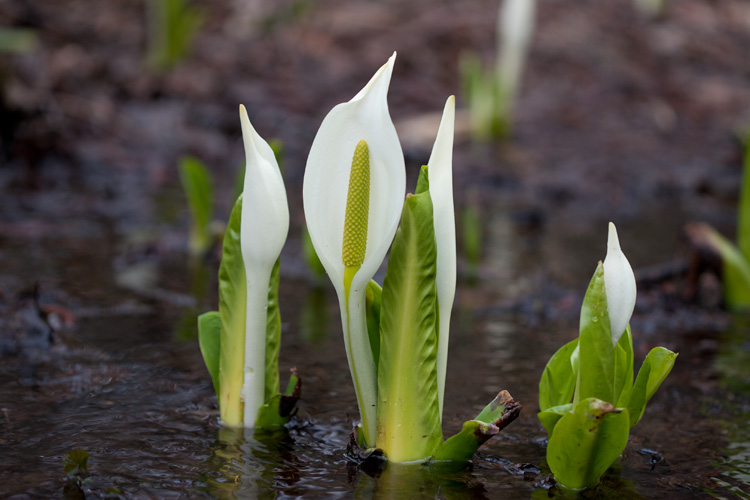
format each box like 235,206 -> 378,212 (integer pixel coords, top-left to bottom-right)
239,104 -> 289,427
303,53 -> 405,446
603,222 -> 636,345
427,96 -> 456,419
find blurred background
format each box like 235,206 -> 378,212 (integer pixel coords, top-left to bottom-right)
1,0 -> 750,498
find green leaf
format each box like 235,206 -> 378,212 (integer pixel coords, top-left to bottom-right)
198,311 -> 221,396
264,258 -> 281,401
218,195 -> 247,427
376,187 -> 442,463
430,391 -> 521,468
578,262 -> 615,404
0,28 -> 37,54
539,338 -> 578,411
537,403 -> 573,437
739,129 -> 750,262
63,449 -> 90,478
365,280 -> 382,375
547,398 -> 630,490
178,156 -> 213,255
255,370 -> 301,430
627,347 -> 677,428
613,326 -> 634,408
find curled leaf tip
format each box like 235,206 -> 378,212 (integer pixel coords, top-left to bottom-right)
342,140 -> 370,267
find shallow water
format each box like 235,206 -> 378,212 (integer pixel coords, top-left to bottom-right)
1,191 -> 748,499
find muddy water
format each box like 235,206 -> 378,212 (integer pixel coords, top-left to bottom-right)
1,191 -> 749,499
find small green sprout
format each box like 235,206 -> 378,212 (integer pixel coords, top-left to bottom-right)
178,156 -> 214,257
538,224 -> 677,490
145,0 -> 202,71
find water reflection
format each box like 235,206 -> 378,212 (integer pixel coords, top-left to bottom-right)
354,462 -> 489,500
201,427 -> 301,499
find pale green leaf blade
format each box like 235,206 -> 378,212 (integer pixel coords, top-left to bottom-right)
578,262 -> 615,403
218,195 -> 247,427
539,338 -> 578,411
627,347 -> 678,428
264,258 -> 282,401
613,326 -> 634,408
198,311 -> 221,396
365,279 -> 382,375
430,391 -> 521,468
547,398 -> 630,490
739,130 -> 750,262
376,188 -> 442,463
178,156 -> 213,255
537,402 -> 573,437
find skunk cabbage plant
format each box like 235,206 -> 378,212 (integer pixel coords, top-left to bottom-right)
303,54 -> 520,465
461,0 -> 536,141
538,223 -> 677,490
685,134 -> 750,310
198,105 -> 299,429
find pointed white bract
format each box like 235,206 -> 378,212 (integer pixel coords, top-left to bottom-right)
303,52 -> 405,446
602,222 -> 636,346
238,104 -> 290,427
497,0 -> 536,101
427,96 -> 456,420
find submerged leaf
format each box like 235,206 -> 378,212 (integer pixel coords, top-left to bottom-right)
218,196 -> 247,427
547,398 -> 630,490
376,186 -> 442,463
539,338 -> 578,411
198,311 -> 221,396
63,449 -> 90,478
627,347 -> 677,428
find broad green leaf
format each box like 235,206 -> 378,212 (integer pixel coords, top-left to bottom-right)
627,347 -> 677,428
178,156 -> 213,255
431,391 -> 521,468
537,403 -> 573,437
578,262 -> 615,404
264,258 -> 282,401
415,165 -> 430,195
365,280 -> 382,375
739,129 -> 750,262
613,326 -> 634,408
198,311 -> 221,396
218,195 -> 247,427
547,398 -> 630,490
539,338 -> 578,411
376,187 -> 442,463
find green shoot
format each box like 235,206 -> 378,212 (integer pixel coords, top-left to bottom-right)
0,28 -> 37,54
146,0 -> 202,71
178,156 -> 214,257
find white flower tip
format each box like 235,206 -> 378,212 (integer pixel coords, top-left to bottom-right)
602,223 -> 637,345
353,53 -> 397,103
607,222 -> 622,252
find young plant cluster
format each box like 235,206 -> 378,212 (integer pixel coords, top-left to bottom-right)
196,54 -> 678,489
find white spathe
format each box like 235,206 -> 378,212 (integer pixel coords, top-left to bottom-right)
239,104 -> 290,427
602,222 -> 637,346
497,0 -> 536,98
302,52 -> 405,446
427,96 -> 456,420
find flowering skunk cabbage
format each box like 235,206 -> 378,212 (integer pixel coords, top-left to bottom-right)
538,223 -> 677,490
304,55 -> 520,464
198,106 -> 299,430
303,52 -> 405,447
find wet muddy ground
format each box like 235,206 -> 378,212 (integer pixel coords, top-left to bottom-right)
1,0 -> 750,498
